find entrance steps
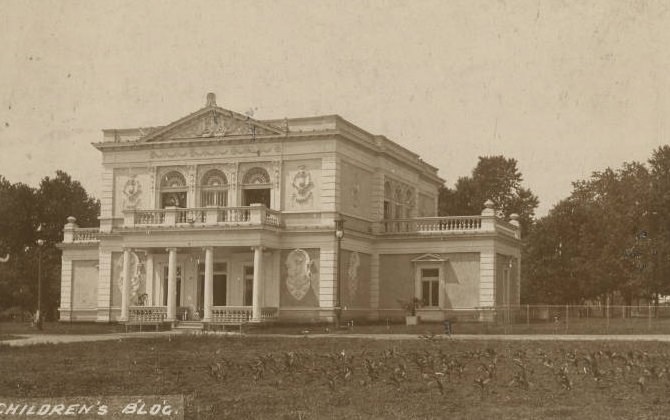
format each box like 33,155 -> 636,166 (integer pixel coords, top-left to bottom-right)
172,321 -> 205,331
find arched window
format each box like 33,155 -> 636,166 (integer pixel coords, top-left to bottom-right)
243,167 -> 271,185
200,169 -> 228,207
160,171 -> 187,208
242,167 -> 271,207
383,181 -> 392,219
394,187 -> 404,219
405,189 -> 414,218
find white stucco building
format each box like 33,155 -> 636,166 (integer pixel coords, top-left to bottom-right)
58,93 -> 521,327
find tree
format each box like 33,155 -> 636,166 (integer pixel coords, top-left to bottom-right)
439,156 -> 539,233
0,171 -> 99,320
523,156 -> 665,305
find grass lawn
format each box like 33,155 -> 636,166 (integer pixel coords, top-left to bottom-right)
0,322 -> 126,335
3,335 -> 670,419
247,317 -> 670,336
0,334 -> 21,341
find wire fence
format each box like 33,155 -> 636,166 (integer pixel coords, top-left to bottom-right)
439,305 -> 670,335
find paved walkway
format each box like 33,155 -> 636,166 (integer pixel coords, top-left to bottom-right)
2,331 -> 173,347
6,331 -> 670,347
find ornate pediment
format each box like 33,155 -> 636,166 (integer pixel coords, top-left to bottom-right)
140,94 -> 287,142
411,253 -> 447,263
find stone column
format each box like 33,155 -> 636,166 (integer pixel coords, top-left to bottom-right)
120,248 -> 131,322
166,248 -> 178,322
145,253 -> 154,305
203,247 -> 214,322
251,246 -> 263,322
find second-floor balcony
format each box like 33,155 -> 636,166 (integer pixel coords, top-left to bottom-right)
122,204 -> 281,229
62,204 -> 520,244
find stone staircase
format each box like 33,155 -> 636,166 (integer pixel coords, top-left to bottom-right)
172,321 -> 205,332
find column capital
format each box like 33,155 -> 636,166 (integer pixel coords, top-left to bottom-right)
166,247 -> 178,253
123,247 -> 133,252
250,246 -> 266,252
202,246 -> 214,252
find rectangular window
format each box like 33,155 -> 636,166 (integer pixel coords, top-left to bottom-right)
383,201 -> 392,219
421,268 -> 439,307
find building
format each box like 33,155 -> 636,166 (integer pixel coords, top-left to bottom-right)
58,93 -> 521,326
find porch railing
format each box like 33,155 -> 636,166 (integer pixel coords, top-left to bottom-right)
128,306 -> 167,323
211,306 -> 279,323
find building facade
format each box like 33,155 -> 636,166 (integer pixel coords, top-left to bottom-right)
58,93 -> 521,326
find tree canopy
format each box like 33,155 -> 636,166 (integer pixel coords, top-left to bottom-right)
523,146 -> 670,305
0,171 -> 99,319
439,155 -> 539,233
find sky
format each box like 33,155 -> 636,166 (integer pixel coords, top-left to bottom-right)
1,0 -> 669,217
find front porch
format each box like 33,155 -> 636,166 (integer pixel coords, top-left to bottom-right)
126,305 -> 278,330
117,244 -> 280,329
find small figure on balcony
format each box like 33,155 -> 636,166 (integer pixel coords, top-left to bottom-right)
136,293 -> 148,306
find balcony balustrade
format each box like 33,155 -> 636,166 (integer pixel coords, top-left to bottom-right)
376,215 -> 519,239
123,205 -> 282,229
63,207 -> 519,243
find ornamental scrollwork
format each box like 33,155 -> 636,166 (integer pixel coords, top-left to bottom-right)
291,165 -> 314,204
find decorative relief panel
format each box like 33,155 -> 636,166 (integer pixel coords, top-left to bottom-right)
283,160 -> 321,210
342,251 -> 371,308
113,168 -> 151,217
280,248 -> 320,307
110,251 -> 147,307
341,161 -> 373,218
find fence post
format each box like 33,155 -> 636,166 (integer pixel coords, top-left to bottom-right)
606,299 -> 610,334
565,304 -> 569,333
648,303 -> 652,331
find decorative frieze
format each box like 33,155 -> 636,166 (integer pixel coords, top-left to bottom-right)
148,144 -> 281,160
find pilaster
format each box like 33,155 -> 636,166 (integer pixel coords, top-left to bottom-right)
96,250 -> 112,322
479,249 -> 495,307
319,247 -> 336,308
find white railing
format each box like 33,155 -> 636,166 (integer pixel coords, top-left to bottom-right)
124,205 -> 282,229
377,215 -> 519,238
210,306 -> 278,323
261,307 -> 279,321
128,306 -> 167,323
134,210 -> 165,225
211,306 -> 252,323
72,228 -> 101,243
217,207 -> 251,223
265,209 -> 281,227
380,216 -> 483,233
176,208 -> 206,224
